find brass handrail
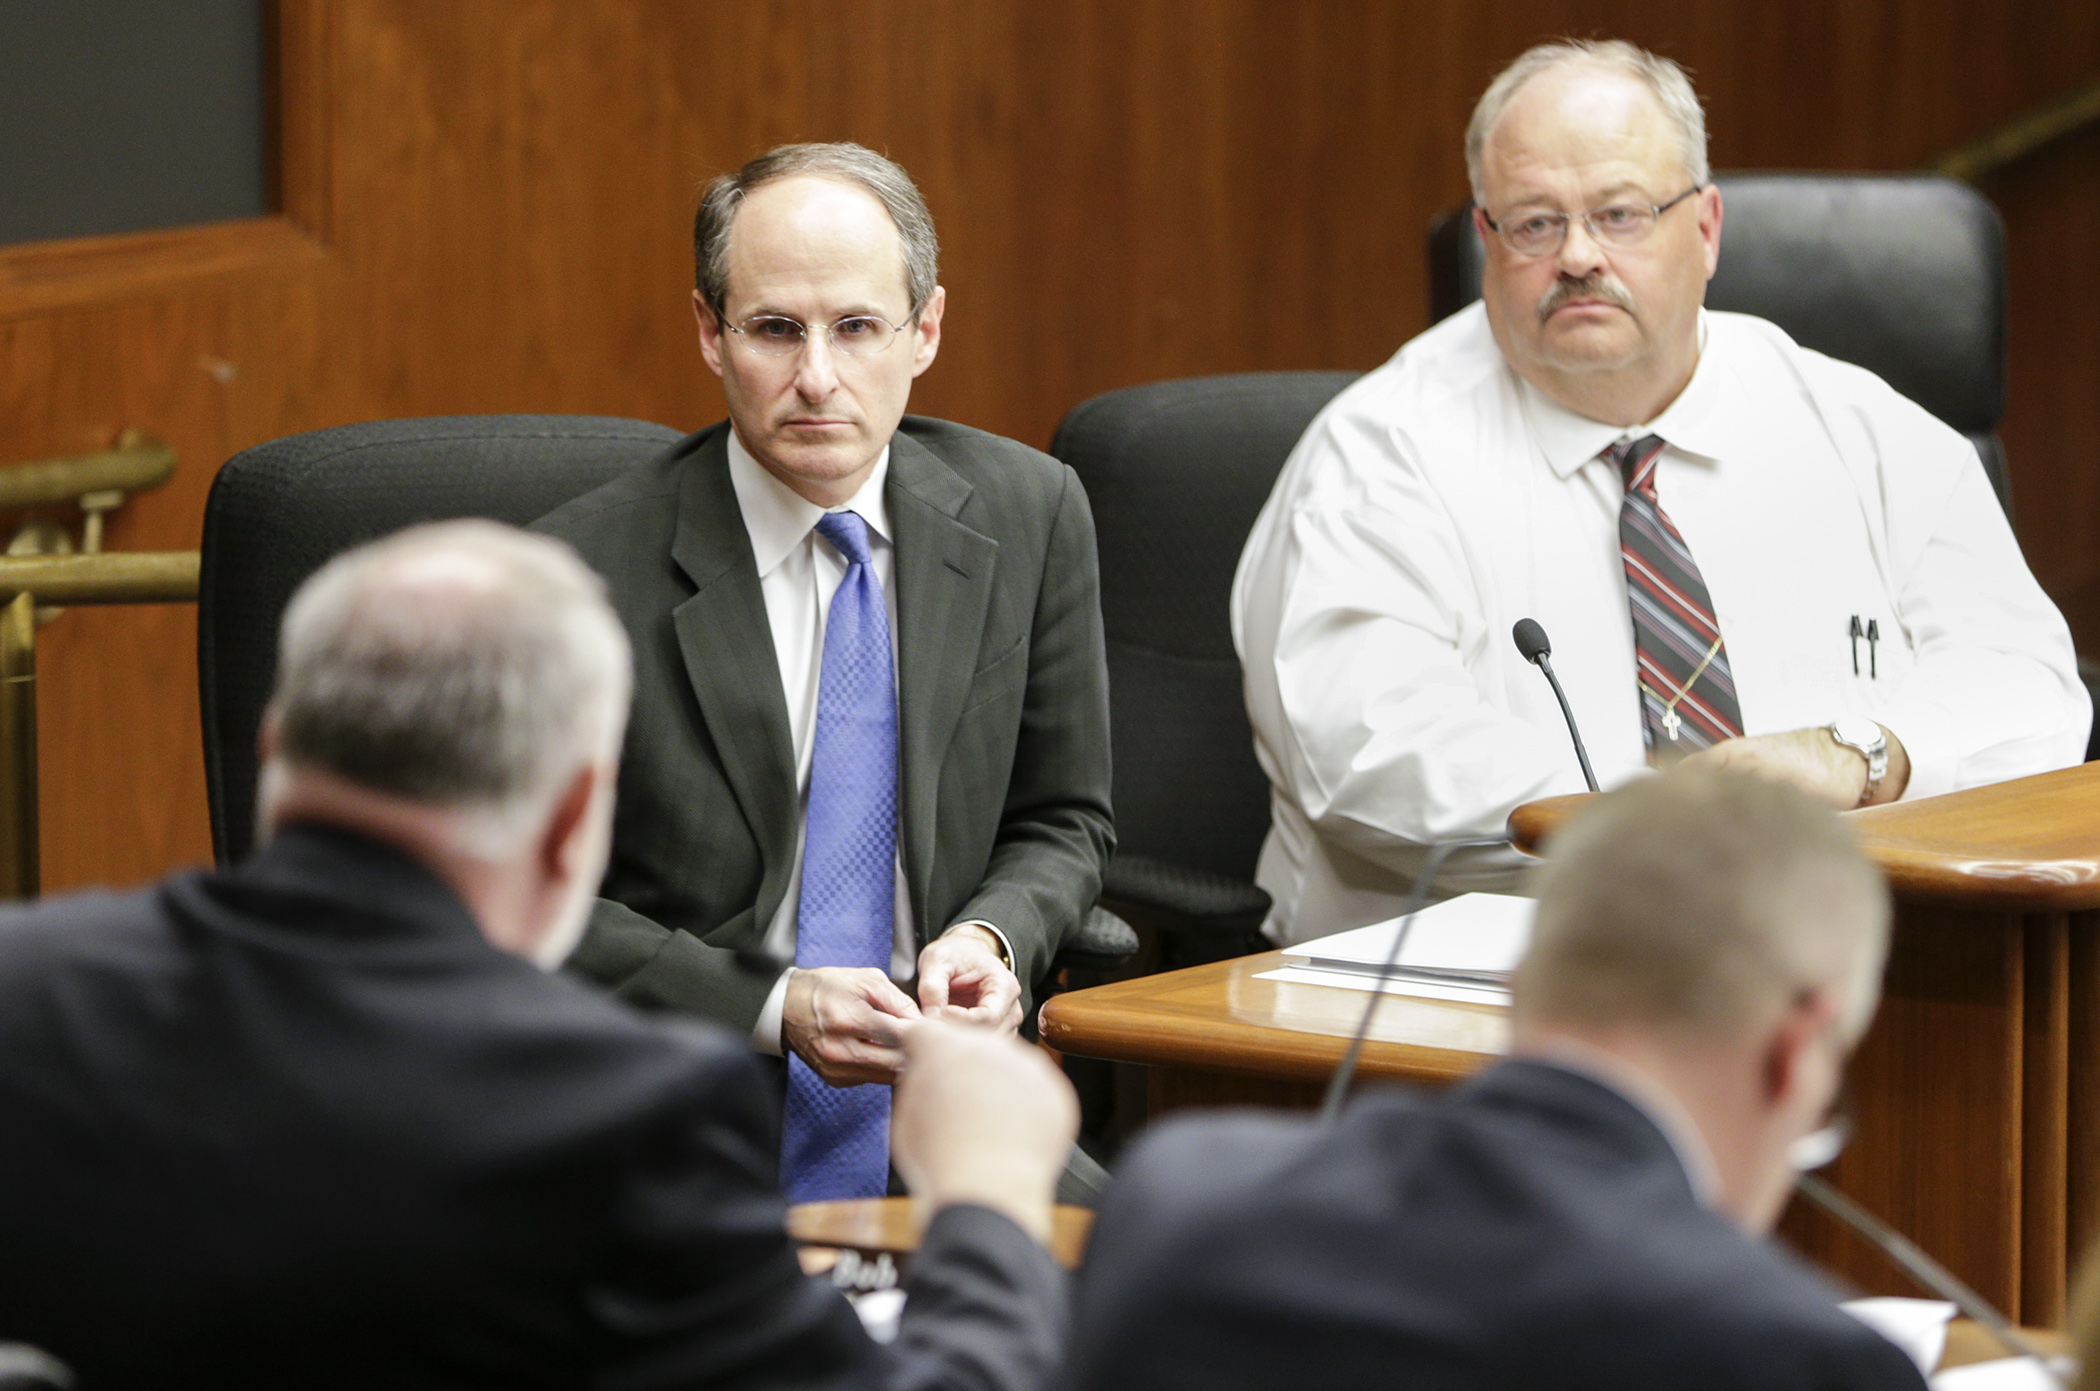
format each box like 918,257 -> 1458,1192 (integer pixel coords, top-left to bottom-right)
0,594 -> 35,901
0,549 -> 202,902
0,436 -> 176,511
1933,74 -> 2100,182
0,552 -> 200,605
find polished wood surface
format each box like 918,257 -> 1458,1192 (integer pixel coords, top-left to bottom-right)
787,1198 -> 1095,1271
2,3 -> 2095,895
1940,1321 -> 2071,1370
1040,950 -> 1504,1086
1512,763 -> 2100,909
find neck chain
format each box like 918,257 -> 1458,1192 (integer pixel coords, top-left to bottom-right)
1641,635 -> 1725,741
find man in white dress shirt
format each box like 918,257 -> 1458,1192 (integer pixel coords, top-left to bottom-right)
1232,39 -> 2087,943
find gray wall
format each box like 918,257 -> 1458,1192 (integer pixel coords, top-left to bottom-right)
0,0 -> 266,245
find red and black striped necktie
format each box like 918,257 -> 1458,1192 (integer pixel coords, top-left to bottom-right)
1610,434 -> 1743,760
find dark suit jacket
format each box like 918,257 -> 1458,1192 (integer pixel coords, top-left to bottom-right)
1061,1059 -> 1928,1391
0,824 -> 1065,1390
535,418 -> 1114,1033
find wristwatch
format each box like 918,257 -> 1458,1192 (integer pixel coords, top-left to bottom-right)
1828,717 -> 1889,807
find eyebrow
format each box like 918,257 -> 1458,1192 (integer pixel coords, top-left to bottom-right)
1497,180 -> 1654,212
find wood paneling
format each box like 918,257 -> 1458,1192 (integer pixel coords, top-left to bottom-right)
4,0 -> 2097,898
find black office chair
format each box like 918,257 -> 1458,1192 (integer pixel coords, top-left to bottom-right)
199,414 -> 687,863
1052,371 -> 1359,968
1428,172 -> 2013,512
199,413 -> 1138,968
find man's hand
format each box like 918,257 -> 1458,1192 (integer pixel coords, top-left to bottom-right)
1678,724 -> 1910,809
781,967 -> 922,1086
891,1019 -> 1079,1244
916,926 -> 1023,1035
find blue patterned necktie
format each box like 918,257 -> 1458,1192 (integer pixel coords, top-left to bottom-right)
780,509 -> 899,1203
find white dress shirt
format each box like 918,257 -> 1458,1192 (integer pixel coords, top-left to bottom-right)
728,434 -> 1014,1053
1232,304 -> 2089,944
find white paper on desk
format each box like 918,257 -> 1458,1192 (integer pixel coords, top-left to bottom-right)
1932,1356 -> 2069,1391
1278,893 -> 1534,988
1843,1297 -> 1955,1374
1253,964 -> 1510,1007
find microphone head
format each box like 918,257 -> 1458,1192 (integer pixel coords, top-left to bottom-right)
1512,618 -> 1551,665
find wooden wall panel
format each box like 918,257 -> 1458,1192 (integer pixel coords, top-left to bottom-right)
4,0 -> 2098,894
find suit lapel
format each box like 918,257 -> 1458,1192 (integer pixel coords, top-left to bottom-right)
668,434 -> 799,919
888,432 -> 998,937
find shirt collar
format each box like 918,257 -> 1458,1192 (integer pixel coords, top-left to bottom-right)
726,430 -> 893,579
1518,1037 -> 1722,1206
1518,309 -> 1725,478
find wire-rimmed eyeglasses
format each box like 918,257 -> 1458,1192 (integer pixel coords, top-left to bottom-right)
1482,184 -> 1705,257
722,313 -> 912,358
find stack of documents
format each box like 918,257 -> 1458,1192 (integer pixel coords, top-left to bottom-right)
1255,893 -> 1535,1006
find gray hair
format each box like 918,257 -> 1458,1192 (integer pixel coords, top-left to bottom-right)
693,142 -> 939,323
1465,40 -> 1710,203
1515,767 -> 1890,1045
269,520 -> 632,842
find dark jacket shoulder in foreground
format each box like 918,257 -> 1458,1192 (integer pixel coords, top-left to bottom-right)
0,825 -> 1063,1390
1061,1059 -> 1925,1391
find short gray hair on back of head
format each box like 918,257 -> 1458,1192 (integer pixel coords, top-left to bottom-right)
1515,767 -> 1890,1046
270,520 -> 632,845
1465,39 -> 1710,204
693,141 -> 939,324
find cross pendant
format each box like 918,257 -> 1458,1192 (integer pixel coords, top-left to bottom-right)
1661,709 -> 1682,741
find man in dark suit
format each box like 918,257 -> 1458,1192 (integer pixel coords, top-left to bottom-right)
1061,767 -> 1928,1390
0,521 -> 1076,1390
536,143 -> 1112,1201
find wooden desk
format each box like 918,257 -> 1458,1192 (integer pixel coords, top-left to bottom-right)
1044,761 -> 2100,1325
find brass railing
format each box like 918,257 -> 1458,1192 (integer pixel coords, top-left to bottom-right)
0,434 -> 196,900
1932,74 -> 2100,182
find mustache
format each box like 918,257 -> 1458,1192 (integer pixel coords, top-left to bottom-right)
1537,273 -> 1634,321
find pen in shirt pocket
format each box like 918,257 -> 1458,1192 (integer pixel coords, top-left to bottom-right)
1848,615 -> 1880,679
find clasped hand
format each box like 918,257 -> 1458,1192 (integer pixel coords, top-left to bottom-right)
782,925 -> 1023,1087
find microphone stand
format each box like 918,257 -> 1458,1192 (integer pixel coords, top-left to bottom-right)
1317,836 -> 1509,1125
1794,1173 -> 2067,1381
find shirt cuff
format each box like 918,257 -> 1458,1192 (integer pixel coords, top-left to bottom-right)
945,919 -> 1014,973
751,967 -> 794,1056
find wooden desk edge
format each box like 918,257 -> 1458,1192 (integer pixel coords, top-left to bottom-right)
1510,766 -> 2100,912
1039,953 -> 1497,1086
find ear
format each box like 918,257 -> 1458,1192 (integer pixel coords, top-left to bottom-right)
1759,987 -> 1841,1111
256,708 -> 281,764
1696,183 -> 1724,282
694,290 -> 728,380
537,761 -> 600,883
909,284 -> 945,379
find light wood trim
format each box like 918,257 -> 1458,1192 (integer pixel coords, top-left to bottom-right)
272,0 -> 336,240
0,218 -> 326,322
1509,763 -> 2100,911
787,1198 -> 1095,1271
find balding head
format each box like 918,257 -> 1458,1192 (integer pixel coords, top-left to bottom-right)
267,520 -> 632,858
1516,767 -> 1889,1048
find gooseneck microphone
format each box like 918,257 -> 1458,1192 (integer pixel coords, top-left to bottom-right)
1513,618 -> 1599,793
1318,835 -> 1508,1126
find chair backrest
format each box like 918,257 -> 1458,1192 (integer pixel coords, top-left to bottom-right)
1052,372 -> 1358,887
1427,172 -> 2011,510
199,414 -> 683,864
